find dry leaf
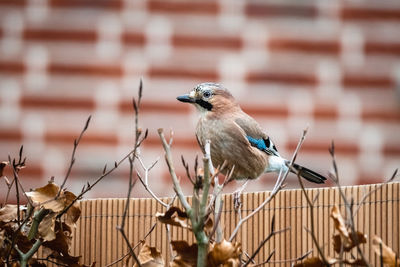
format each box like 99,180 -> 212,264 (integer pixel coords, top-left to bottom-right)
38,212 -> 57,241
294,257 -> 325,267
331,205 -> 366,253
155,206 -> 189,229
204,216 -> 214,236
208,239 -> 241,267
43,222 -> 72,258
64,191 -> 81,227
331,205 -> 349,240
372,236 -> 400,267
332,231 -> 367,253
134,244 -> 164,267
170,241 -> 197,267
26,182 -> 64,212
326,257 -> 368,266
0,204 -> 25,222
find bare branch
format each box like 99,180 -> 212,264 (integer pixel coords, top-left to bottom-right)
296,171 -> 330,265
254,250 -> 312,266
158,128 -> 191,213
243,215 -> 290,267
106,223 -> 157,267
136,155 -> 168,208
328,141 -> 371,267
58,115 -> 91,196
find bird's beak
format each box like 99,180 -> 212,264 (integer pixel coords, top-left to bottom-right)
177,94 -> 195,103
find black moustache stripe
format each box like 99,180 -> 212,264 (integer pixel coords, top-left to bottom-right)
195,99 -> 213,111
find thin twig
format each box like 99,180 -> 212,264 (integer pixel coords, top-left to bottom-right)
106,223 -> 157,267
328,141 -> 371,267
158,128 -> 191,212
136,156 -> 168,208
244,214 -> 290,267
58,115 -> 91,197
253,250 -> 312,266
251,250 -> 275,266
297,172 -> 330,266
116,79 -> 145,267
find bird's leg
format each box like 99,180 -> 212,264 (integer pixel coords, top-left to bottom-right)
233,179 -> 249,212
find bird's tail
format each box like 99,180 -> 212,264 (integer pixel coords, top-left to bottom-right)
289,163 -> 327,184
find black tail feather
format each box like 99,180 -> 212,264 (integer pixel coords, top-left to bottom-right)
290,163 -> 326,184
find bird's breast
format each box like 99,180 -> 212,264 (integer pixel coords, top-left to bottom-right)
196,117 -> 267,180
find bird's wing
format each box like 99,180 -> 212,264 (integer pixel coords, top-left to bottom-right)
234,115 -> 280,157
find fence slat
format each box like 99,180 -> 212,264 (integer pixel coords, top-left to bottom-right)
68,183 -> 399,266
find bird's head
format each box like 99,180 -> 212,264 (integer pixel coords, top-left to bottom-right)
177,82 -> 238,114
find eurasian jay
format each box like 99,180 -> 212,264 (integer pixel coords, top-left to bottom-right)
177,82 -> 326,184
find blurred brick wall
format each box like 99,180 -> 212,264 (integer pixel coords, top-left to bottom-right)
0,0 -> 399,202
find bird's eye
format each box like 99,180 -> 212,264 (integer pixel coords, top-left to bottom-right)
203,91 -> 211,98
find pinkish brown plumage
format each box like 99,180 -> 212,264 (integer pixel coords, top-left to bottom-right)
177,82 -> 326,184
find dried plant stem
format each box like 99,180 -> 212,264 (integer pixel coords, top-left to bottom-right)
106,223 -> 157,267
254,250 -> 312,266
116,80 -> 146,267
243,215 -> 290,267
158,129 -> 191,212
297,173 -> 330,266
117,155 -> 141,267
329,142 -> 371,267
136,156 -> 168,208
58,115 -> 91,197
158,128 -> 212,267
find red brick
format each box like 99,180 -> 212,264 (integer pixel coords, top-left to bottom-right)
287,141 -> 359,155
21,96 -> 95,110
48,63 -> 123,77
172,34 -> 242,50
0,61 -> 25,73
16,164 -> 44,178
122,32 -> 146,46
269,38 -> 339,54
246,3 -> 317,18
0,129 -> 22,142
313,107 -> 338,120
45,132 -> 118,146
242,105 -> 288,118
148,66 -> 218,81
362,109 -> 400,122
383,145 -> 400,156
0,0 -> 27,6
24,29 -> 97,43
144,135 -> 197,149
342,74 -> 394,88
365,42 -> 400,55
119,100 -> 190,114
341,7 -> 400,21
148,0 -> 219,15
49,0 -> 123,9
246,71 -> 317,86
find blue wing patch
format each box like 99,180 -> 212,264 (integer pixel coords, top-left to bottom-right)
246,136 -> 267,150
246,135 -> 279,156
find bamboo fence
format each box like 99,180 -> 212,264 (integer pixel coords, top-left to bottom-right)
67,182 -> 399,266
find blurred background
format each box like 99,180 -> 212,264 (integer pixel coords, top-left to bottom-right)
0,0 -> 399,202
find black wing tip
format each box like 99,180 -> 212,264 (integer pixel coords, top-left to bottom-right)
292,163 -> 327,184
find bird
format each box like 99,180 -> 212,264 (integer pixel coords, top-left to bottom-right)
176,82 -> 326,184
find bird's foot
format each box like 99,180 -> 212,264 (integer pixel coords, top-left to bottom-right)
233,180 -> 249,211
